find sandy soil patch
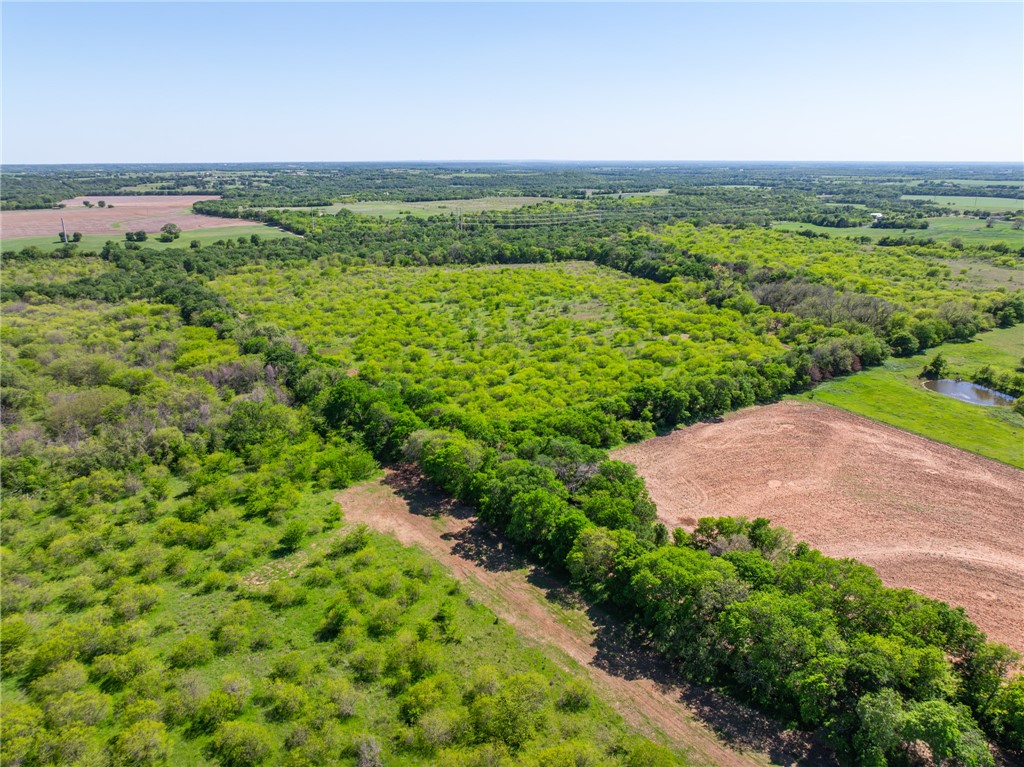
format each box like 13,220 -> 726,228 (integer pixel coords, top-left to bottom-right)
611,401 -> 1024,652
337,466 -> 835,767
0,195 -> 257,238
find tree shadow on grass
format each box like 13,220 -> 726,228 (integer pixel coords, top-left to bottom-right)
383,464 -> 838,767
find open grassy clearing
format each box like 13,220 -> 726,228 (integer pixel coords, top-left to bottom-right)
612,400 -> 1024,652
2,225 -> 297,254
590,188 -> 670,198
339,197 -> 567,218
900,195 -> 1024,212
253,197 -> 568,218
929,179 -> 1024,189
774,216 -> 1024,245
795,325 -> 1024,467
945,258 -> 1024,290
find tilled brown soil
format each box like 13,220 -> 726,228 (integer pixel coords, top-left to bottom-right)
337,466 -> 836,767
612,401 -> 1024,652
0,195 -> 257,238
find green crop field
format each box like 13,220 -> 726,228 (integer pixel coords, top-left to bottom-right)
1,225 -> 296,254
901,194 -> 1024,212
798,325 -> 1024,467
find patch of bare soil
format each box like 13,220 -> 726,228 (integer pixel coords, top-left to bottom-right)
337,466 -> 836,767
0,195 -> 257,238
611,401 -> 1024,653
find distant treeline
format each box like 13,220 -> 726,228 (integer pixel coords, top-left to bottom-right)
5,162 -> 1022,212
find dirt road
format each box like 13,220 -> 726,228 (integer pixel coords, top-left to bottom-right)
337,466 -> 836,767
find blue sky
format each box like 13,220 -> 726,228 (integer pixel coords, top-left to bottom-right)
2,2 -> 1022,163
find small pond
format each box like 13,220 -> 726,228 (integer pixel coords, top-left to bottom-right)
922,379 -> 1016,407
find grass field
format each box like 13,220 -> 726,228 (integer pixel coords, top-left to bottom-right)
259,197 -> 567,218
1,224 -> 296,254
773,216 -> 1023,245
930,179 -> 1024,188
945,258 -> 1023,290
900,194 -> 1024,212
796,325 -> 1024,467
339,197 -> 567,218
590,188 -> 670,198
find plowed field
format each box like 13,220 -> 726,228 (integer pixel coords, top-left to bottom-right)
612,401 -> 1024,652
0,195 -> 257,238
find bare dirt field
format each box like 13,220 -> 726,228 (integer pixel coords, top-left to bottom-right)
336,466 -> 835,767
611,401 -> 1024,652
0,195 -> 257,238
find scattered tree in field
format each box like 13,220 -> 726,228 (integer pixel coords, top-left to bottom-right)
278,520 -> 306,552
71,232 -> 82,243
159,223 -> 182,242
921,352 -> 949,380
98,200 -> 106,208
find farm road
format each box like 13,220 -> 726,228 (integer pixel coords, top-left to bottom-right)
337,466 -> 837,767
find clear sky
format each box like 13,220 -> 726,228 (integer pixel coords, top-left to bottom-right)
2,2 -> 1022,164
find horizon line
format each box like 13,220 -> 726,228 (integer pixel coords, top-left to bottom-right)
4,159 -> 1024,167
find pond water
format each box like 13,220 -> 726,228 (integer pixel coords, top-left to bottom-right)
922,379 -> 1016,406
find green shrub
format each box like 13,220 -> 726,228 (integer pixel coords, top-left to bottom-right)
210,721 -> 275,767
112,720 -> 171,766
167,635 -> 214,669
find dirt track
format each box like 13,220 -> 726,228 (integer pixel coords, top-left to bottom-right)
0,195 -> 256,238
612,401 -> 1024,652
337,467 -> 835,767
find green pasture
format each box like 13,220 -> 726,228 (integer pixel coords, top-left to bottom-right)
945,258 -> 1023,290
591,188 -> 670,198
773,216 -> 1023,246
259,196 -> 567,219
901,194 -> 1024,212
339,196 -> 565,218
1,224 -> 296,254
920,179 -> 1024,188
798,325 -> 1024,467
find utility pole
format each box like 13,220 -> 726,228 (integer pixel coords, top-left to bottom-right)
60,218 -> 69,244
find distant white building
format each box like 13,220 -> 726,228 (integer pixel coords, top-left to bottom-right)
870,212 -> 884,219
